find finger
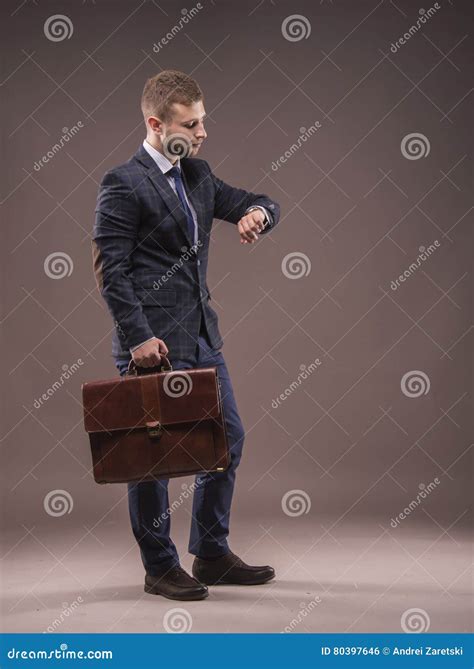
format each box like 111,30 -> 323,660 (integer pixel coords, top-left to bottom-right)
248,211 -> 264,229
149,355 -> 161,367
248,217 -> 262,237
240,219 -> 256,242
247,220 -> 261,240
238,219 -> 252,240
243,229 -> 258,241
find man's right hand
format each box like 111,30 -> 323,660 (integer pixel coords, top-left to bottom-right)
131,337 -> 169,368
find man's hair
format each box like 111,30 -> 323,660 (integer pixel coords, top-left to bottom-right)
141,70 -> 203,125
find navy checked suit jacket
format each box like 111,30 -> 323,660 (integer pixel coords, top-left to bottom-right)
92,143 -> 280,361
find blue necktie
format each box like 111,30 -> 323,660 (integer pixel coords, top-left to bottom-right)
167,165 -> 195,245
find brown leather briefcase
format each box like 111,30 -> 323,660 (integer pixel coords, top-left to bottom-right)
82,357 -> 230,484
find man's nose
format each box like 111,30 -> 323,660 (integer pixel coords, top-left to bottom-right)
195,125 -> 207,140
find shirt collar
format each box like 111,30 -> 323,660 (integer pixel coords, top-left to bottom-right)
142,139 -> 180,174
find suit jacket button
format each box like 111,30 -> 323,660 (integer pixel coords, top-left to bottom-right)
197,259 -> 201,266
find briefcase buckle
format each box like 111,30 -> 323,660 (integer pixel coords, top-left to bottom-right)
146,421 -> 163,440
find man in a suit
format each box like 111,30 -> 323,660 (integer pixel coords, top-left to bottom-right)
92,70 -> 280,600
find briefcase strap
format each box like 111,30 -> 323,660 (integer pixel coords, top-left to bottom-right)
139,373 -> 163,439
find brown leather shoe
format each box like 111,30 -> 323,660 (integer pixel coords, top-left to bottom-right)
144,565 -> 209,600
192,551 -> 275,585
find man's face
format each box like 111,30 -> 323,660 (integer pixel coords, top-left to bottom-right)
159,100 -> 207,160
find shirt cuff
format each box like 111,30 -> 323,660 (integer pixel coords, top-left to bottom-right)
129,336 -> 155,353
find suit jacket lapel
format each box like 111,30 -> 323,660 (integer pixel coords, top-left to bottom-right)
133,144 -> 194,246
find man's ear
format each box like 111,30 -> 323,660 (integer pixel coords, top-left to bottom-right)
147,115 -> 164,135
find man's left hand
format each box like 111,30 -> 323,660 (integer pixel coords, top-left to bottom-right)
238,209 -> 265,244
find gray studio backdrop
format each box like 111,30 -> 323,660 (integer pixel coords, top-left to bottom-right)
2,0 -> 471,542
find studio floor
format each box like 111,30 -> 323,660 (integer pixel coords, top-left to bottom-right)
1,516 -> 471,634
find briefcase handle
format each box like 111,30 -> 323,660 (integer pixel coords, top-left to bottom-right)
127,355 -> 173,376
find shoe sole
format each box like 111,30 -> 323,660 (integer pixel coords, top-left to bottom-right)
144,584 -> 209,600
195,573 -> 275,586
